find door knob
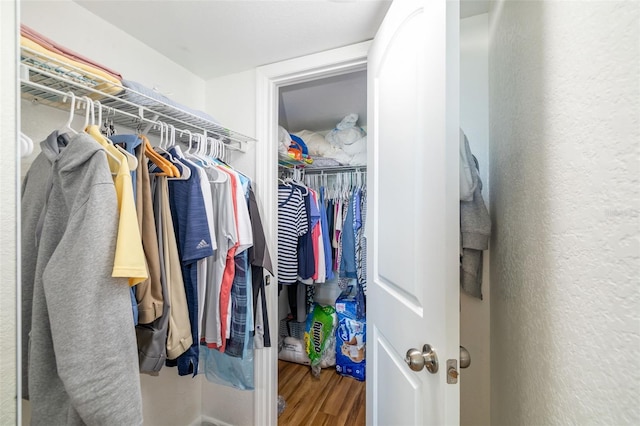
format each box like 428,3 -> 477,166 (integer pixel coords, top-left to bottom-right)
405,344 -> 439,373
460,345 -> 471,369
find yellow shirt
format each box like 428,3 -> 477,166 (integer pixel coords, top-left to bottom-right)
86,125 -> 148,286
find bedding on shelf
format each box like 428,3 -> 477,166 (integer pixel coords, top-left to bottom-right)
280,114 -> 367,169
121,80 -> 220,124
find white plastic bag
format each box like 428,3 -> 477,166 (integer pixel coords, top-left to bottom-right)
325,113 -> 366,149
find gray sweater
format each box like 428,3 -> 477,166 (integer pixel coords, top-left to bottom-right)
22,132 -> 142,425
460,131 -> 491,299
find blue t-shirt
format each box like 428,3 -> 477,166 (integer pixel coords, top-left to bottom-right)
110,134 -> 142,203
340,191 -> 358,279
167,148 -> 213,376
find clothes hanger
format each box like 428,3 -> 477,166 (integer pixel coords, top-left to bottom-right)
80,97 -> 122,170
150,122 -> 181,177
82,95 -> 96,129
57,91 -> 78,135
163,123 -> 188,178
165,124 -> 190,180
181,129 -> 194,154
139,132 -> 174,177
180,129 -> 204,163
97,99 -> 138,171
191,134 -> 214,167
180,130 -> 201,163
284,167 -> 308,195
209,137 -> 226,166
20,131 -> 34,157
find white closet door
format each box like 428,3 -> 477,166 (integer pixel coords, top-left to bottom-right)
366,0 -> 460,424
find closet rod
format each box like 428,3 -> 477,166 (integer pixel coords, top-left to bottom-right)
20,78 -> 243,152
303,165 -> 367,174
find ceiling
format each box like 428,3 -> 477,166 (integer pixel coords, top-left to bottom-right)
75,0 -> 490,81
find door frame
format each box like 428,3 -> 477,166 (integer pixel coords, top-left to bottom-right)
1,0 -> 20,423
254,41 -> 371,426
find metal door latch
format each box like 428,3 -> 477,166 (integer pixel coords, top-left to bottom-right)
447,359 -> 458,384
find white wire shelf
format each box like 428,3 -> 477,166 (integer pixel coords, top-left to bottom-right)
19,46 -> 256,151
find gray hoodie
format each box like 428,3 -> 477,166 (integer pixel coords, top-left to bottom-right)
460,131 -> 491,299
22,132 -> 142,425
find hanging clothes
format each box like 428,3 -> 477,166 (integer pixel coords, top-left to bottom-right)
459,130 -> 491,299
226,177 -> 254,358
277,184 -> 308,285
85,125 -> 148,287
248,185 -> 274,348
136,171 -> 171,374
294,182 -> 316,281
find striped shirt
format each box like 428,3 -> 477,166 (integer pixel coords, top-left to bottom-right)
278,185 -> 308,285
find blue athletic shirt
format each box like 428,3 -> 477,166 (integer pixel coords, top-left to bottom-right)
167,148 -> 214,376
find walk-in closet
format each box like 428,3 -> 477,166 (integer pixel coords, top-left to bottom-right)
5,1 -> 639,425
275,70 -> 369,424
10,1 -> 491,425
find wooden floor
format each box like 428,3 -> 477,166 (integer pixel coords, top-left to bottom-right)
278,360 -> 365,426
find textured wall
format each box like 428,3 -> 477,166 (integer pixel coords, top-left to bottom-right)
460,12 -> 490,426
489,0 -> 640,424
0,0 -> 18,423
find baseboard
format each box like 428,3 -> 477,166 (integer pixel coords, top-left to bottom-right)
189,414 -> 235,426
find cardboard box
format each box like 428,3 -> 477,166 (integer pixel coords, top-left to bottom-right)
335,293 -> 366,381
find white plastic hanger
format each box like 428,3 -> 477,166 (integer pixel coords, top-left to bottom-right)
181,129 -> 194,154
82,95 -> 94,129
166,124 -> 190,180
154,123 -> 187,180
57,91 -> 78,135
191,133 -> 213,168
20,131 -> 34,157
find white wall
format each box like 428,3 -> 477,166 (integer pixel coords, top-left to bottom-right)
460,13 -> 490,426
205,69 -> 257,181
21,0 -> 206,109
489,0 -> 640,424
201,69 -> 258,426
0,1 -> 18,424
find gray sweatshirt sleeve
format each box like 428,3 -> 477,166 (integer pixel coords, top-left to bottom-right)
460,142 -> 491,250
460,132 -> 491,300
42,181 -> 143,425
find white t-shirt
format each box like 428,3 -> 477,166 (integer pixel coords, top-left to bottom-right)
202,167 -> 237,346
